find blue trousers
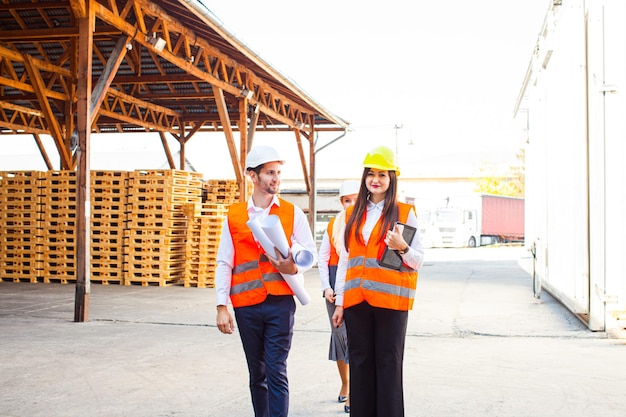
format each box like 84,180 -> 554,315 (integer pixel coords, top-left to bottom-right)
234,295 -> 296,417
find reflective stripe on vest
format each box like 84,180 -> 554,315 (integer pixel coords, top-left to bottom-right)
228,200 -> 295,307
343,202 -> 418,311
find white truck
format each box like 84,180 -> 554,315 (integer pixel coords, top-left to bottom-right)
418,194 -> 524,248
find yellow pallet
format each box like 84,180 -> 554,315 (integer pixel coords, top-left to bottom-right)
3,219 -> 40,228
126,210 -> 186,220
128,176 -> 203,188
0,228 -> 41,239
124,269 -> 185,286
183,279 -> 215,288
0,194 -> 40,204
41,195 -> 77,204
125,255 -> 186,265
128,201 -> 186,213
43,170 -> 76,178
0,249 -> 42,259
124,235 -> 186,246
126,219 -> 188,230
204,195 -> 239,204
91,227 -> 124,236
0,170 -> 44,180
0,202 -> 40,211
126,194 -> 201,204
130,169 -> 202,179
0,274 -> 40,283
129,186 -> 202,199
90,269 -> 124,285
124,227 -> 187,238
91,188 -> 125,198
42,268 -> 77,284
0,185 -> 40,195
90,171 -> 127,187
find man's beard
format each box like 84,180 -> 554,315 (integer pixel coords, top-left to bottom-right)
262,183 -> 278,194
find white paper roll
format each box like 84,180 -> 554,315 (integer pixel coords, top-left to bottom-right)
283,275 -> 311,306
246,217 -> 276,257
245,215 -> 311,305
261,214 -> 290,258
292,243 -> 315,270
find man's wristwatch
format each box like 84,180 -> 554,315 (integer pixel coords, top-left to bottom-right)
398,245 -> 409,255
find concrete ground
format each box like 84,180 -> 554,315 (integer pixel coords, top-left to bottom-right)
1,246 -> 625,417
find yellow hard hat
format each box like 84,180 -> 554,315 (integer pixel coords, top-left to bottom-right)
362,145 -> 400,176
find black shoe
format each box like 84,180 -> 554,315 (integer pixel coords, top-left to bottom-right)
344,405 -> 350,413
338,395 -> 348,403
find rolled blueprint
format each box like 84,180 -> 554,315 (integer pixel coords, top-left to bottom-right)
246,215 -> 311,305
292,242 -> 315,270
246,217 -> 276,256
260,214 -> 290,258
282,275 -> 311,305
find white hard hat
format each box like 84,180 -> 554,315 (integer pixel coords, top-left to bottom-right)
245,145 -> 285,170
339,180 -> 360,197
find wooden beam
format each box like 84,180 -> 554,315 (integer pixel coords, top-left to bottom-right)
306,129 -> 316,232
90,34 -> 130,125
239,98 -> 249,201
33,133 -> 54,170
295,129 -> 310,193
22,54 -> 72,169
159,131 -> 176,169
93,0 -> 316,132
248,104 -> 259,150
214,86 -> 243,186
69,0 -> 87,19
0,44 -> 74,78
0,25 -> 120,41
74,0 -> 93,322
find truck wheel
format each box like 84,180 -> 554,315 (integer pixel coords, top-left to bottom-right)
468,236 -> 476,247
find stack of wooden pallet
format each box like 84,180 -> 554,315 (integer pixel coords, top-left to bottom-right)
203,179 -> 246,204
41,171 -> 77,284
124,170 -> 203,286
0,171 -> 43,283
90,171 -> 127,285
0,169 -> 239,288
183,202 -> 228,288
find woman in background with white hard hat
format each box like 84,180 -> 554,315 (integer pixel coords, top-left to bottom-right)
332,145 -> 424,417
318,179 -> 360,414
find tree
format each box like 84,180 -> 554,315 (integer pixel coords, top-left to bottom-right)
474,148 -> 525,197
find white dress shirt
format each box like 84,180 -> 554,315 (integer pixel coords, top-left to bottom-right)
215,195 -> 317,307
318,228 -> 333,292
334,199 -> 424,307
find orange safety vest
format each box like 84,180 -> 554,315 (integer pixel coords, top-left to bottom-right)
343,202 -> 418,311
327,217 -> 340,267
228,199 -> 295,308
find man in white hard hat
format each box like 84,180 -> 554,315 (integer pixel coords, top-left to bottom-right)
215,144 -> 317,417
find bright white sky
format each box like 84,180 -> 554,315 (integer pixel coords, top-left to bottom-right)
199,0 -> 550,178
0,0 -> 550,180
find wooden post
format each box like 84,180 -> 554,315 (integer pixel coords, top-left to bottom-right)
74,0 -> 93,322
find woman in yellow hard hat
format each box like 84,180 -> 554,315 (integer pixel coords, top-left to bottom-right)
318,179 -> 360,413
331,145 -> 424,417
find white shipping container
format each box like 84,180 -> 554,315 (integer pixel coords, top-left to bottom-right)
516,0 -> 626,332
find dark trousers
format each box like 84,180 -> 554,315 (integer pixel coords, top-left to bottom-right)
234,295 -> 296,417
344,301 -> 408,417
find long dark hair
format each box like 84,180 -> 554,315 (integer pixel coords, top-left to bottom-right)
344,168 -> 399,250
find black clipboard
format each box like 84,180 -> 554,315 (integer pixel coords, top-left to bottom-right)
377,222 -> 417,270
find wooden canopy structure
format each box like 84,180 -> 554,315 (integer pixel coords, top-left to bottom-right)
0,0 -> 348,321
